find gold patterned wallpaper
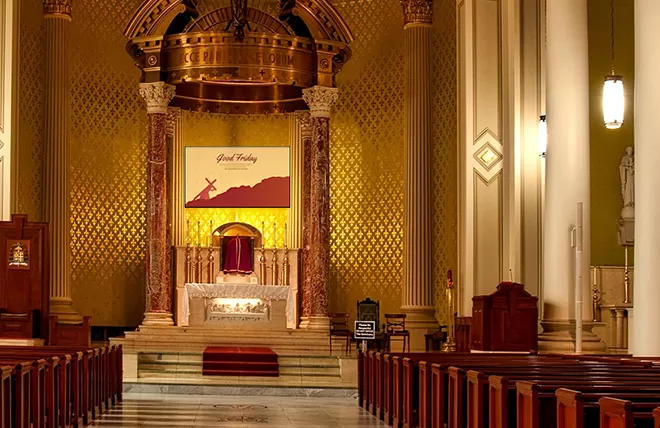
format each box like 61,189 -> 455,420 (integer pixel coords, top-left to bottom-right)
182,112 -> 290,248
16,0 -> 457,326
329,0 -> 457,324
16,0 -> 44,221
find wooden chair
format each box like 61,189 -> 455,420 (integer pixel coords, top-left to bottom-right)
384,313 -> 410,353
329,313 -> 352,356
357,298 -> 383,351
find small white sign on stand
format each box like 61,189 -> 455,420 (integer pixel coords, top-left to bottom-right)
355,320 -> 376,352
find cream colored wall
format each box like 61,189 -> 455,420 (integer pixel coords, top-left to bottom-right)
457,0 -> 543,315
0,0 -> 16,219
587,0 -> 635,267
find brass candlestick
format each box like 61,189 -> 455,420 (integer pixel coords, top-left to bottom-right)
185,243 -> 192,283
259,246 -> 267,285
592,266 -> 601,322
195,243 -> 203,283
623,246 -> 631,304
442,270 -> 457,353
282,245 -> 290,286
271,247 -> 279,286
207,244 -> 215,284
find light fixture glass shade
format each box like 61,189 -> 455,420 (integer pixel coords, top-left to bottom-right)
603,75 -> 624,129
538,115 -> 547,157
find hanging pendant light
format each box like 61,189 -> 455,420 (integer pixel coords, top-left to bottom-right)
603,0 -> 624,129
538,115 -> 547,158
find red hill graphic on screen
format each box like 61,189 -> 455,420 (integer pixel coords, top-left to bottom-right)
186,176 -> 290,208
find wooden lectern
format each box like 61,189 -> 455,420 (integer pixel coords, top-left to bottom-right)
0,215 -> 50,341
471,282 -> 538,352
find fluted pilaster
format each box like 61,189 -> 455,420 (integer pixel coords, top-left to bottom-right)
401,0 -> 436,351
288,113 -> 307,249
300,87 -> 337,330
139,82 -> 175,327
44,0 -> 82,324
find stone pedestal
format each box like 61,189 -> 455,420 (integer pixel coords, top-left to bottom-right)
299,87 -> 337,331
43,0 -> 82,324
400,0 -> 437,351
139,82 -> 175,327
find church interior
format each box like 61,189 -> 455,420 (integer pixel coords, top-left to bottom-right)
0,0 -> 656,426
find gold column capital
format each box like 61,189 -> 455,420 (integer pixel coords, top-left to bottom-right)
43,0 -> 72,19
302,86 -> 338,119
139,82 -> 176,115
295,111 -> 313,139
401,0 -> 433,26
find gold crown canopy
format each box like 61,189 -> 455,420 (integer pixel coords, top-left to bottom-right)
125,0 -> 353,114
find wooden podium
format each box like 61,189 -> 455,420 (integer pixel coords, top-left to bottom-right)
0,215 -> 50,341
471,282 -> 538,352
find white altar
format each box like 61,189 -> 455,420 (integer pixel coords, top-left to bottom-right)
173,245 -> 301,330
178,283 -> 296,329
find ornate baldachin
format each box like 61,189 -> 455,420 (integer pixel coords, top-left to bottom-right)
302,86 -> 339,118
43,0 -> 72,18
401,0 -> 433,25
139,82 -> 176,115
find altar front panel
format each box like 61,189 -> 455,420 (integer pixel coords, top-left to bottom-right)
179,283 -> 295,329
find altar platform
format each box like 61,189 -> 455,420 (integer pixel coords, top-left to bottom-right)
111,326 -> 357,391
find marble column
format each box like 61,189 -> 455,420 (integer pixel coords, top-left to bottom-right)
300,87 -> 337,330
400,0 -> 437,351
632,0 -> 660,356
539,0 -> 603,351
43,0 -> 82,324
296,112 -> 314,328
139,82 -> 176,327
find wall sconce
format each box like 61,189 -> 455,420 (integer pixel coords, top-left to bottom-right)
603,0 -> 624,129
538,115 -> 547,158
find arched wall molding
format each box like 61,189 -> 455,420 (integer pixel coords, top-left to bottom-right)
125,0 -> 353,46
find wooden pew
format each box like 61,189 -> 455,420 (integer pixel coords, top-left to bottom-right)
516,380 -> 660,428
0,344 -> 121,427
555,389 -> 660,428
599,397 -> 657,428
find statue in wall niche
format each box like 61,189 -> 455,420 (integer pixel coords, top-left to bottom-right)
619,146 -> 635,219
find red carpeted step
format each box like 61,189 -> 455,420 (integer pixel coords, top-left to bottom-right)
202,369 -> 280,377
202,347 -> 279,377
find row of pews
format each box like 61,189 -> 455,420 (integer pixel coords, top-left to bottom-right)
0,344 -> 122,428
358,350 -> 660,428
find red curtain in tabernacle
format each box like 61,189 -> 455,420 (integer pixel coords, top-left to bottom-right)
222,236 -> 254,274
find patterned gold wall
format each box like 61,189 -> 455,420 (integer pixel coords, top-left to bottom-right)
17,0 -> 44,220
182,112 -> 290,248
16,0 -> 457,327
329,0 -> 457,324
431,0 -> 457,323
68,0 -> 149,326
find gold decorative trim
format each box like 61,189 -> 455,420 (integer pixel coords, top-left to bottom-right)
43,0 -> 72,18
401,0 -> 433,25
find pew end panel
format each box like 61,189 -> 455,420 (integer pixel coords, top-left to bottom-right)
555,388 -> 584,428
599,397 -> 634,428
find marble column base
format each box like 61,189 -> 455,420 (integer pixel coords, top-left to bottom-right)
142,311 -> 175,327
299,316 -> 329,331
50,297 -> 84,324
538,319 -> 606,352
401,306 -> 437,352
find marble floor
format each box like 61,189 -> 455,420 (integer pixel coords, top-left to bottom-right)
89,393 -> 387,427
